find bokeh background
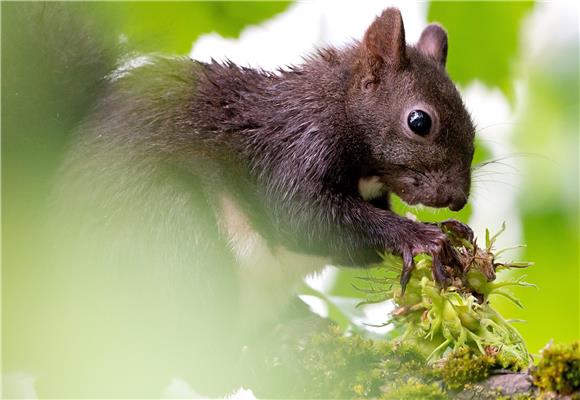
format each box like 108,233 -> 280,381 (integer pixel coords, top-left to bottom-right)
3,0 -> 578,397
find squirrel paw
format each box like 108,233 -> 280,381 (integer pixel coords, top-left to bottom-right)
400,223 -> 463,292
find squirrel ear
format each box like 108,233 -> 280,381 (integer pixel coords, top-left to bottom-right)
417,24 -> 448,67
362,8 -> 407,69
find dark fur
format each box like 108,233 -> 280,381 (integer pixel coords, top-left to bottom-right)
38,7 -> 475,397
134,9 -> 475,268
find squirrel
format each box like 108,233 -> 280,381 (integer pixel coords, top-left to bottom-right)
186,8 -> 475,289
8,6 -> 475,398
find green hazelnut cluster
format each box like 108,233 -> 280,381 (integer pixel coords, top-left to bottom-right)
358,222 -> 532,365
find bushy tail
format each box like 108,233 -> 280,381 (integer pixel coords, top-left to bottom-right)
2,2 -> 122,187
3,7 -> 123,396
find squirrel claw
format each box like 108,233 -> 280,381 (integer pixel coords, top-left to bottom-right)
400,249 -> 415,293
431,254 -> 448,288
439,219 -> 474,243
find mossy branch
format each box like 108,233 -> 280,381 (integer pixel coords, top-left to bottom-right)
265,325 -> 579,399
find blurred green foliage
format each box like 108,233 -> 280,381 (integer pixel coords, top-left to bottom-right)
97,2 -> 290,54
493,33 -> 580,352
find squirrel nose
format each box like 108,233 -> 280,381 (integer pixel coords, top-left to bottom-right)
448,195 -> 467,211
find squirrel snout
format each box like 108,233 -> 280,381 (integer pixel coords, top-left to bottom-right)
428,187 -> 468,211
448,195 -> 467,211
444,184 -> 469,211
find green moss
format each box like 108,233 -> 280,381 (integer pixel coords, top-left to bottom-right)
532,341 -> 580,395
279,324 -> 384,397
440,347 -> 495,389
275,325 -> 439,398
268,326 -> 577,398
380,379 -> 448,400
440,347 -> 526,390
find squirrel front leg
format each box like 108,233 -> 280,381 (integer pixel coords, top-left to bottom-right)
266,183 -> 462,291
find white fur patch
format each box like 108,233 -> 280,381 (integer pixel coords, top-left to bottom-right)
218,195 -> 328,323
358,176 -> 385,200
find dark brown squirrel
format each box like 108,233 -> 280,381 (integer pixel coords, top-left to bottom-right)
61,8 -> 476,280
41,6 -> 475,397
186,7 -> 476,290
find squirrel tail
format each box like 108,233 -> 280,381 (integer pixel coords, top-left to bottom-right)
3,3 -> 123,167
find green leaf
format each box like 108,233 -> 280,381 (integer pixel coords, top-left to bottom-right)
485,228 -> 491,249
428,1 -> 535,99
489,221 -> 507,249
96,2 -> 291,54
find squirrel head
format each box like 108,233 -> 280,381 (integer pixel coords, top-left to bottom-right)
347,8 -> 475,211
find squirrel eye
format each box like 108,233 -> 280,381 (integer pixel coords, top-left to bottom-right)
407,110 -> 432,136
